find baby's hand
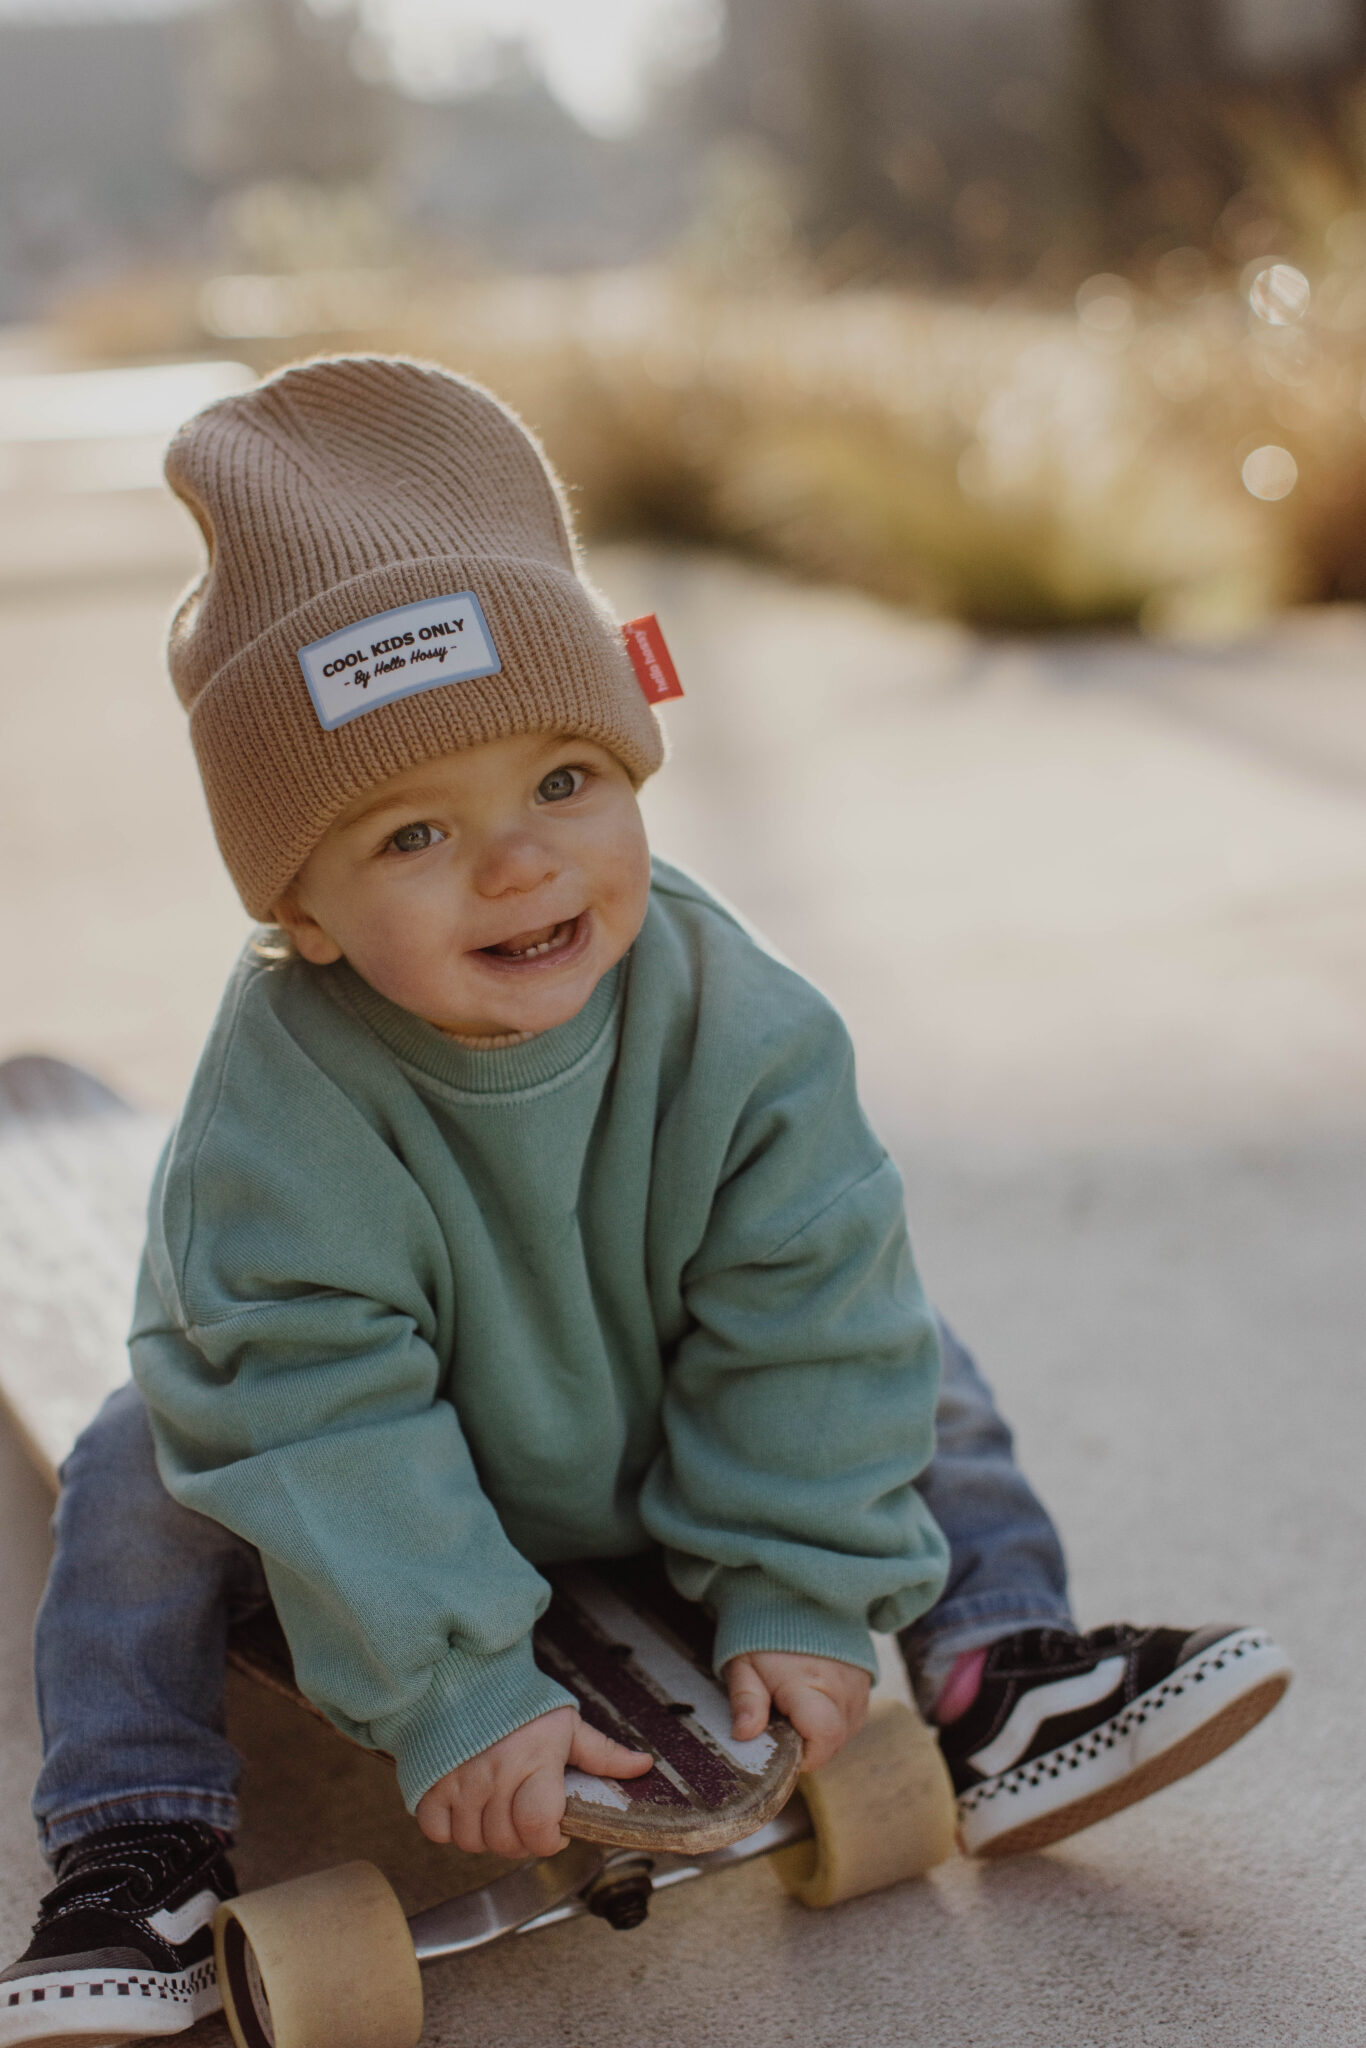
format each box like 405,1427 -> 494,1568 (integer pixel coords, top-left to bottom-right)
414,1706 -> 651,1859
723,1651 -> 871,1774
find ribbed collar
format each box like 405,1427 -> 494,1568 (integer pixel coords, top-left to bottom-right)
323,958 -> 623,1099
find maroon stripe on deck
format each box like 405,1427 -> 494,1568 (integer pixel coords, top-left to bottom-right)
536,1601 -> 743,1806
535,1639 -> 687,1808
550,1672 -> 691,1809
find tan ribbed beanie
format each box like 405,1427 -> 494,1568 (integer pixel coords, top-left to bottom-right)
165,354 -> 665,919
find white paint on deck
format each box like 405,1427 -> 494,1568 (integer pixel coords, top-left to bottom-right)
556,1567 -> 777,1773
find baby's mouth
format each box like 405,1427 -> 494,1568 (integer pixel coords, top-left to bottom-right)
478,916 -> 579,961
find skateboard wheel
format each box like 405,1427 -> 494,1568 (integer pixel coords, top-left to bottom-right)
772,1699 -> 957,1908
215,1860 -> 423,2048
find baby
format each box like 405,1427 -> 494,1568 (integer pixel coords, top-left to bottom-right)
1,358 -> 1289,2046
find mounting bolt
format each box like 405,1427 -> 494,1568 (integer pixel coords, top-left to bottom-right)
585,1856 -> 654,1930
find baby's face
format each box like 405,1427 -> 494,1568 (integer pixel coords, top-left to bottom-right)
273,733 -> 652,1039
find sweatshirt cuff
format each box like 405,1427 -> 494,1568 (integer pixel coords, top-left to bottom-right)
706,1568 -> 879,1680
373,1635 -> 577,1811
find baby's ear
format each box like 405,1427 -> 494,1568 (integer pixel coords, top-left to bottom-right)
269,887 -> 343,966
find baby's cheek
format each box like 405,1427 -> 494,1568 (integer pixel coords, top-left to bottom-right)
604,835 -> 652,944
347,912 -> 447,1009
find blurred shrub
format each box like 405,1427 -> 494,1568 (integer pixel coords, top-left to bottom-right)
398,267 -> 1347,635
54,252 -> 1366,634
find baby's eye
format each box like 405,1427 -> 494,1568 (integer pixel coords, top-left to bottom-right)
537,766 -> 586,803
388,821 -> 443,855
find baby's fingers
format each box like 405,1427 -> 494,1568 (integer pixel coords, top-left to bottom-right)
448,1790 -> 496,1857
784,1684 -> 848,1774
724,1655 -> 773,1742
505,1763 -> 572,1860
567,1719 -> 653,1781
414,1781 -> 455,1845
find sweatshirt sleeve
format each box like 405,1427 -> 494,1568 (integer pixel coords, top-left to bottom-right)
637,987 -> 950,1678
130,970 -> 574,1810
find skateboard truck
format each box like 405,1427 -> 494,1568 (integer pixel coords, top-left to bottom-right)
405,1800 -> 816,1955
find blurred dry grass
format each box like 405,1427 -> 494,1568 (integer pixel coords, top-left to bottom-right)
51,246 -> 1366,635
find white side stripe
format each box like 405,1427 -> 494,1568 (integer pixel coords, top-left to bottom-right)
146,1888 -> 220,1946
968,1656 -> 1127,1778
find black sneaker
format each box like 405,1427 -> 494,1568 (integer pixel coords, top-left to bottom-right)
0,1821 -> 233,2045
939,1622 -> 1291,1858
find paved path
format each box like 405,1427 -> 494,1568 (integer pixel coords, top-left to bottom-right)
1,504 -> 1363,2043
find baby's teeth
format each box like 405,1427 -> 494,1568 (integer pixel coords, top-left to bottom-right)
495,919 -> 575,960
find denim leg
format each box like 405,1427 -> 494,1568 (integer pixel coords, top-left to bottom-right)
899,1316 -> 1075,1715
32,1379 -> 270,1861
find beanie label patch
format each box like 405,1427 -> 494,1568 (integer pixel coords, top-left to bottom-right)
298,591 -> 501,731
622,615 -> 684,703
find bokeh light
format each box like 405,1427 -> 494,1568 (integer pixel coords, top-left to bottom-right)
1241,444 -> 1299,500
1248,264 -> 1311,326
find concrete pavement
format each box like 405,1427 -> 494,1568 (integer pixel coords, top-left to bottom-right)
1,497 -> 1363,2043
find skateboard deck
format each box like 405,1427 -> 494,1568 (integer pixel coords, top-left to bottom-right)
0,1054 -> 801,1855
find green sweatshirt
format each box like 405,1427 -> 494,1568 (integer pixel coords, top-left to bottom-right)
132,858 -> 948,1808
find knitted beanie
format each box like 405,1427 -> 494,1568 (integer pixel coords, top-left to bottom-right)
164,354 -> 665,919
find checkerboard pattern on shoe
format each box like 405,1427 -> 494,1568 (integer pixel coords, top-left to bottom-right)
938,1622 -> 1291,1857
0,1820 -> 232,2045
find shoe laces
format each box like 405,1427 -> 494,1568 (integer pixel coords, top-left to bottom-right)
1078,1621 -> 1142,1655
992,1622 -> 1140,1677
1003,1627 -> 1088,1671
39,1822 -> 223,1927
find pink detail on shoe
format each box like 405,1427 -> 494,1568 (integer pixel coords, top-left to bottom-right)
933,1646 -> 989,1725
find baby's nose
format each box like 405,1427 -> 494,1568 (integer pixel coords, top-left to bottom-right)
472,828 -> 559,897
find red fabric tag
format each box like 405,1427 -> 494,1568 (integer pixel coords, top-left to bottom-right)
622,614 -> 684,703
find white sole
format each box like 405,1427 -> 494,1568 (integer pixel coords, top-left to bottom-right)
0,1957 -> 219,2048
958,1627 -> 1292,1857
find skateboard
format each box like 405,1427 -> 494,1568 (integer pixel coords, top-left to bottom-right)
0,1055 -> 958,2048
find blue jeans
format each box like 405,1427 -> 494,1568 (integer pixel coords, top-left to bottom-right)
897,1320 -> 1073,1705
31,1319 -> 1072,1858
